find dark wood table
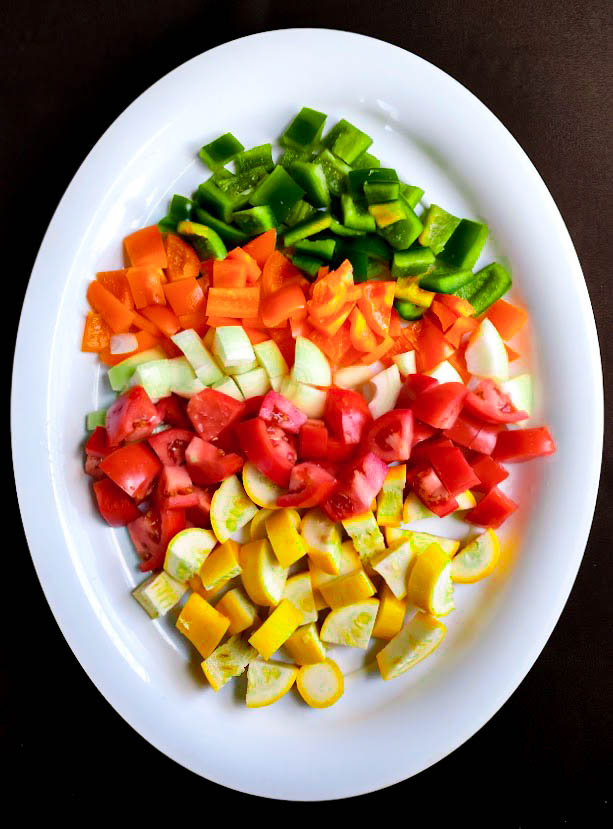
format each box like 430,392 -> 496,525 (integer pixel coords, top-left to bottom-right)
6,1 -> 611,821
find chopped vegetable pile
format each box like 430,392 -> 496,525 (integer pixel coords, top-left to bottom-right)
82,108 -> 556,708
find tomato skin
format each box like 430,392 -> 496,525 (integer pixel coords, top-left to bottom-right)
276,463 -> 337,508
411,419 -> 437,446
427,446 -> 481,496
443,412 -> 503,455
93,478 -> 142,526
396,374 -> 439,409
236,417 -> 297,488
187,388 -> 246,441
105,386 -> 161,446
85,426 -> 111,458
324,387 -> 372,445
147,428 -> 195,465
299,419 -> 329,460
463,379 -> 528,424
492,427 -> 556,463
185,436 -> 244,485
186,487 -> 213,528
409,437 -> 454,466
411,382 -> 467,430
465,487 -> 518,528
327,438 -> 357,463
99,443 -> 162,501
470,454 -> 509,491
85,454 -> 105,479
159,465 -> 193,496
365,409 -> 414,462
412,466 -> 458,517
156,394 -> 192,430
129,507 -> 186,572
242,395 -> 266,419
321,451 -> 388,522
259,391 -> 308,434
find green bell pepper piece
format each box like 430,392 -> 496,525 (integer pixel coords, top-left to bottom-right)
285,199 -> 318,227
347,168 -> 399,199
440,219 -> 489,269
418,204 -> 461,254
168,194 -> 193,223
279,148 -> 314,169
216,166 -> 269,209
176,220 -> 227,260
281,107 -> 327,149
371,202 -> 423,250
291,253 -> 323,278
158,215 -> 178,232
294,238 -> 336,261
352,151 -> 381,169
233,205 -> 278,235
195,179 -> 236,223
391,248 -> 436,277
329,218 -> 366,237
399,183 -> 425,210
394,299 -> 425,320
364,180 -> 400,204
86,409 -> 107,431
190,206 -> 248,246
316,149 -> 352,197
350,234 -> 392,262
198,133 -> 244,170
458,262 -> 512,314
249,165 -> 305,224
283,212 -> 333,247
289,161 -> 330,208
341,193 -> 376,232
234,144 -> 275,173
419,268 -> 475,293
366,260 -> 385,279
323,119 -> 373,164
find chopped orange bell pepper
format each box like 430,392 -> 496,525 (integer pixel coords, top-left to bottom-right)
212,259 -> 248,288
429,299 -> 458,332
205,286 -> 260,318
139,304 -> 181,337
244,326 -> 271,345
87,281 -> 134,333
178,310 -> 208,335
435,294 -> 474,317
486,299 -> 528,341
307,259 -> 356,321
349,306 -> 378,352
126,267 -> 166,309
227,247 -> 262,283
81,312 -> 111,353
360,336 -> 394,365
260,283 -> 307,328
124,225 -> 168,269
242,229 -> 277,269
131,311 -> 163,336
415,318 -> 455,372
268,328 -> 295,367
165,233 -> 200,281
261,251 -> 302,298
308,321 -> 352,365
444,314 -> 478,348
448,345 -> 471,383
357,281 -> 395,337
206,316 -> 242,327
388,307 -> 402,338
505,344 -> 520,362
308,299 -> 355,337
164,277 -> 207,316
96,270 -> 134,309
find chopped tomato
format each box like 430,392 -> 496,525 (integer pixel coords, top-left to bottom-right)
365,409 -> 413,462
396,374 -> 439,408
357,282 -> 395,337
299,419 -> 329,460
411,420 -> 437,447
92,478 -> 142,526
411,382 -> 468,430
470,454 -> 509,491
327,438 -> 357,464
412,466 -> 458,517
324,387 -> 372,445
187,388 -> 246,441
85,454 -> 105,480
465,487 -> 518,528
185,436 -> 244,485
236,418 -> 297,488
260,283 -> 307,327
147,427 -> 194,465
105,386 -> 161,446
259,391 -> 308,434
321,451 -> 388,522
444,413 -> 503,455
492,427 -> 556,463
464,379 -> 528,423
156,394 -> 192,430
99,443 -> 162,501
243,395 -> 266,419
427,445 -> 481,496
128,507 -> 186,572
409,436 -> 454,466
277,462 -> 337,508
186,487 -> 213,528
85,426 -> 111,458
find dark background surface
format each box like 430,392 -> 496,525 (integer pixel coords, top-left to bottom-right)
5,0 -> 612,822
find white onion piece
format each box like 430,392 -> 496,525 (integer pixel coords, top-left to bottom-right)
110,333 -> 138,355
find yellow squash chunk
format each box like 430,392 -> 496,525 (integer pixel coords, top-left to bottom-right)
341,511 -> 385,563
301,508 -> 342,574
296,659 -> 344,708
320,598 -> 379,650
246,659 -> 299,708
282,572 -> 318,624
132,571 -> 187,619
376,612 -> 446,680
407,544 -> 455,616
248,598 -> 303,660
284,622 -> 327,665
242,461 -> 288,508
266,508 -> 308,568
403,490 -> 476,523
176,593 -> 230,659
370,539 -> 416,599
451,529 -> 500,583
376,465 -> 407,527
215,586 -> 259,634
188,574 -> 231,603
251,507 -> 300,540
164,527 -> 217,583
199,539 -> 241,590
210,474 -> 258,543
239,539 -> 288,607
319,569 -> 376,609
309,540 -> 362,609
201,635 -> 257,691
372,584 -> 407,639
385,527 -> 461,557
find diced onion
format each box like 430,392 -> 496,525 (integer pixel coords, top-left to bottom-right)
110,333 -> 138,355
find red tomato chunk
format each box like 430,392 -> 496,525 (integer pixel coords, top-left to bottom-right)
396,374 -> 439,409
259,391 -> 308,434
186,436 -> 244,485
492,427 -> 556,463
465,487 -> 518,528
99,443 -> 162,501
299,419 -> 329,460
187,388 -> 246,441
277,463 -> 337,508
463,379 -> 528,424
325,387 -> 372,445
129,507 -> 186,571
156,394 -> 192,430
322,451 -> 388,522
411,382 -> 467,430
93,478 -> 142,526
412,466 -> 458,517
236,418 -> 297,488
365,410 -> 413,462
470,454 -> 509,491
427,446 -> 481,496
148,428 -> 195,466
105,386 -> 161,446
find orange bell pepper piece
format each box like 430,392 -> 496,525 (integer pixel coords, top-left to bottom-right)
126,267 -> 166,309
360,336 -> 394,365
486,299 -> 528,340
260,283 -> 307,328
178,310 -> 208,335
308,299 -> 355,337
124,225 -> 168,269
357,282 -> 395,337
212,259 -> 248,288
165,233 -> 200,281
96,270 -> 134,309
131,311 -> 163,336
349,307 -> 378,353
444,315 -> 478,348
415,318 -> 455,372
261,251 -> 301,298
448,345 -> 471,383
268,328 -> 296,367
308,321 -> 352,365
206,317 -> 242,327
81,312 -> 111,353
244,327 -> 271,345
205,286 -> 260,318
87,281 -> 134,334
164,277 -> 207,316
505,344 -> 520,362
308,260 -> 355,320
227,247 -> 262,283
429,299 -> 458,332
242,229 -> 277,269
388,307 -> 402,338
435,294 -> 474,317
139,304 -> 181,337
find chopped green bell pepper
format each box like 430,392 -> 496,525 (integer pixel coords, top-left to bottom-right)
168,194 -> 193,223
329,218 -> 366,237
458,262 -> 512,314
347,168 -> 399,200
333,240 -> 369,281
419,268 -> 475,293
279,148 -> 314,169
316,149 -> 352,197
194,179 -> 236,223
191,206 -> 248,246
350,234 -> 392,262
289,161 -> 330,208
368,200 -> 406,228
364,180 -> 400,204
291,253 -> 323,278
352,151 -> 381,169
233,205 -> 278,235
177,220 -> 227,260
285,199 -> 318,227
391,248 -> 436,277
234,144 -> 275,173
394,299 -> 425,320
249,165 -> 305,224
199,133 -> 244,170
283,211 -> 333,246
158,215 -> 178,232
440,219 -> 489,269
418,204 -> 461,254
216,166 -> 269,209
399,183 -> 425,210
323,119 -> 373,164
374,202 -> 424,250
294,238 -> 336,261
341,193 -> 376,232
281,107 -> 327,149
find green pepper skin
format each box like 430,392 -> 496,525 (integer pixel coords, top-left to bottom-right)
191,206 -> 249,246
440,219 -> 489,269
198,133 -> 244,170
460,262 -> 512,314
249,165 -> 305,224
289,161 -> 331,208
391,248 -> 436,277
233,205 -> 278,235
235,144 -> 275,173
341,193 -> 376,232
294,238 -> 336,262
323,119 -> 373,164
283,212 -> 333,246
394,299 -> 425,320
281,107 -> 327,150
418,204 -> 461,254
285,199 -> 318,227
419,268 -> 475,293
290,253 -> 323,278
